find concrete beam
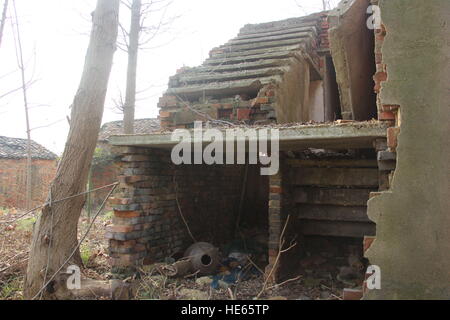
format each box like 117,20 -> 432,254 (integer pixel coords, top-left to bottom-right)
166,75 -> 281,100
181,58 -> 294,75
234,26 -> 318,41
206,45 -> 302,62
227,30 -> 316,46
169,66 -> 289,87
109,122 -> 389,151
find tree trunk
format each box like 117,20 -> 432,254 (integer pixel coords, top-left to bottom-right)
24,0 -> 119,300
0,0 -> 9,49
123,0 -> 141,134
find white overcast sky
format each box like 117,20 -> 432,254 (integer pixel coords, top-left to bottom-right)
0,0 -> 339,154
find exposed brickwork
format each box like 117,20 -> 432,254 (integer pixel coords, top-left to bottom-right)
90,161 -> 118,207
265,154 -> 295,282
319,13 -> 330,50
157,13 -> 327,129
0,158 -> 57,209
107,147 -> 245,274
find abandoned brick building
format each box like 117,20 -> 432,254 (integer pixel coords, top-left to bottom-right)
0,136 -> 57,209
106,0 -> 450,299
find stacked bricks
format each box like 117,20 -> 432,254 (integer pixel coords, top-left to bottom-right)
108,146 -> 245,275
158,87 -> 278,129
107,147 -> 179,274
370,0 -> 400,188
248,84 -> 278,123
266,171 -> 283,283
266,154 -> 293,283
319,13 -> 330,50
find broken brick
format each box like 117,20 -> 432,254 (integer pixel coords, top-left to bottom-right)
378,111 -> 396,121
114,210 -> 141,219
237,108 -> 251,120
387,127 -> 400,150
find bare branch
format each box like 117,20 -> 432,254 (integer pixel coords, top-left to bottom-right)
0,0 -> 9,49
0,79 -> 37,100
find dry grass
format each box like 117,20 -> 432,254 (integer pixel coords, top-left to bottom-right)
0,208 -> 113,300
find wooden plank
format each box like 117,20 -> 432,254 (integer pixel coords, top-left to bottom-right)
293,168 -> 379,187
286,159 -> 378,168
294,187 -> 373,206
297,205 -> 371,222
299,220 -> 376,238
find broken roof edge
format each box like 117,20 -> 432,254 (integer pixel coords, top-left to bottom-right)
109,121 -> 388,151
239,11 -> 328,35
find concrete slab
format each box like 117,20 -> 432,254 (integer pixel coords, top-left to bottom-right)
109,121 -> 388,151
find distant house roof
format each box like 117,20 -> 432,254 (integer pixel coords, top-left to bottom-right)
0,136 -> 58,160
98,118 -> 160,142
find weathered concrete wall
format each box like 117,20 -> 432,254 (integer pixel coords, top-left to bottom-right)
329,0 -> 377,120
308,80 -> 325,122
365,0 -> 450,299
275,57 -> 310,123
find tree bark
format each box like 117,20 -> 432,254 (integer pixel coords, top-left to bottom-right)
24,0 -> 119,300
123,0 -> 141,134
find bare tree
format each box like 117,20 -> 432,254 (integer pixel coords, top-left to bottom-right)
118,0 -> 175,133
122,0 -> 141,134
10,0 -> 32,210
24,0 -> 120,299
0,0 -> 8,49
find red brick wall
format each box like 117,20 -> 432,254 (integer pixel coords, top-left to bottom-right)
107,147 -> 246,274
0,158 -> 57,209
90,162 -> 118,207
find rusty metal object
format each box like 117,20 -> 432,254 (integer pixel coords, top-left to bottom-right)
160,259 -> 193,277
184,242 -> 219,275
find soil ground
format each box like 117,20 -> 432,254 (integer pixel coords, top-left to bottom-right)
0,208 -> 361,300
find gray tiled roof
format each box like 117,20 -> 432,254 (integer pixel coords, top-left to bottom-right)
98,118 -> 160,142
0,136 -> 58,160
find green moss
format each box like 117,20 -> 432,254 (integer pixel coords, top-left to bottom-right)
0,277 -> 23,300
80,243 -> 92,266
16,217 -> 36,232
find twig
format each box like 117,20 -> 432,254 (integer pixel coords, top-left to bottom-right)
173,174 -> 196,243
0,257 -> 29,273
227,287 -> 236,300
265,275 -> 302,291
256,215 -> 295,299
234,163 -> 249,238
246,256 -> 264,275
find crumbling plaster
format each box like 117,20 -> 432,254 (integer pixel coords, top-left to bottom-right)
365,0 -> 450,299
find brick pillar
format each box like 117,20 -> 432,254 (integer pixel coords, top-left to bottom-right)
266,155 -> 290,283
107,147 -> 172,275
